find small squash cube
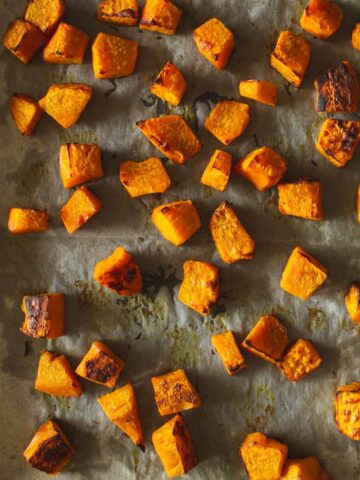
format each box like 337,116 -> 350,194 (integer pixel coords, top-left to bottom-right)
120,157 -> 171,197
193,18 -> 235,70
96,0 -> 139,26
23,419 -> 74,475
76,341 -> 124,388
280,246 -> 328,300
271,31 -> 311,88
98,383 -> 144,450
59,143 -> 104,189
152,369 -> 201,416
352,23 -> 360,51
136,115 -> 201,164
93,246 -> 143,296
43,22 -> 89,64
200,150 -> 232,192
277,179 -> 323,221
2,19 -> 47,64
239,80 -> 277,107
10,94 -> 42,136
35,350 -> 83,397
60,186 -> 101,235
205,101 -> 250,145
39,83 -> 93,128
178,260 -> 219,316
211,331 -> 247,375
20,293 -> 64,339
240,432 -> 288,480
150,61 -> 187,106
24,0 -> 66,36
345,283 -> 360,324
8,208 -> 48,234
242,315 -> 289,364
152,200 -> 201,246
282,456 -> 328,480
335,382 -> 360,441
279,339 -> 322,381
140,0 -> 182,35
300,0 -> 343,40
234,146 -> 287,191
152,414 -> 197,478
209,201 -> 255,264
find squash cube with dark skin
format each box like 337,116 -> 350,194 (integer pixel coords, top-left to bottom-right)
300,0 -> 343,40
150,61 -> 187,107
279,339 -> 322,381
200,150 -> 232,192
10,94 -> 42,136
316,119 -> 360,167
335,382 -> 360,441
239,80 -> 277,107
205,101 -> 251,145
2,20 -> 47,64
277,179 -> 323,221
43,22 -> 89,64
60,186 -> 101,235
120,157 -> 171,197
352,23 -> 360,52
24,0 -> 66,37
282,456 -> 330,480
8,208 -> 48,234
20,293 -> 64,339
140,0 -> 182,35
345,283 -> 360,324
96,0 -> 139,26
59,143 -> 104,189
211,331 -> 247,375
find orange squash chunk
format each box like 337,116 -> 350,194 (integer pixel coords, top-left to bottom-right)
10,94 -> 42,136
300,0 -> 343,40
205,101 -> 250,145
43,22 -> 89,64
211,331 -> 247,375
98,383 -> 144,450
137,115 -> 201,164
279,339 -> 322,381
200,150 -> 232,192
193,18 -> 235,70
120,157 -> 171,197
280,246 -> 328,300
35,350 -> 83,397
282,456 -> 329,480
153,414 -> 197,478
96,0 -> 139,26
20,293 -> 64,339
335,382 -> 360,441
271,31 -> 311,88
152,369 -> 201,416
239,80 -> 277,107
352,23 -> 360,51
8,207 -> 48,234
278,179 -> 323,221
23,419 -> 74,476
2,19 -> 47,64
209,201 -> 255,264
24,0 -> 66,36
345,283 -> 360,324
150,61 -> 187,106
59,143 -> 104,189
140,0 -> 182,35
152,200 -> 201,246
60,187 -> 101,234
93,246 -> 143,296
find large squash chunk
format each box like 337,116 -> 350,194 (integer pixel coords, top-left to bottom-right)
205,101 -> 250,145
96,0 -> 139,26
282,456 -> 329,480
345,283 -> 360,324
59,143 -> 104,189
200,150 -> 232,192
2,19 -> 47,64
150,61 -> 187,106
300,0 -> 343,40
43,22 -> 89,64
10,94 -> 42,136
60,186 -> 101,235
119,157 -> 171,197
279,339 -> 322,381
140,0 -> 182,35
8,208 -> 48,234
277,179 -> 323,221
335,382 -> 360,441
24,0 -> 66,36
21,293 -> 64,339
211,331 -> 247,375
239,80 -> 277,107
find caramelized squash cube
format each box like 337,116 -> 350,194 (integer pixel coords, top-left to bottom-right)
282,456 -> 328,480
205,101 -> 250,145
335,382 -> 360,441
352,23 -> 360,51
59,143 -> 104,189
8,207 -> 48,234
277,179 -> 323,221
96,0 -> 139,26
345,283 -> 360,324
25,0 -> 66,36
21,293 -> 64,339
2,19 -> 47,64
300,0 -> 343,40
239,80 -> 277,107
43,22 -> 89,64
60,186 -> 101,234
200,150 -> 232,192
120,157 -> 170,197
150,61 -> 187,106
279,339 -> 322,381
10,94 -> 42,136
140,0 -> 182,35
211,331 -> 247,375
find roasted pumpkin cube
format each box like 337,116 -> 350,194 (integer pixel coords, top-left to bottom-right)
279,339 -> 322,381
93,246 -> 143,296
140,0 -> 182,35
193,18 -> 235,70
300,0 -> 343,40
96,0 -> 139,26
345,283 -> 360,324
280,246 -> 328,300
277,179 -> 323,221
242,315 -> 289,364
352,23 -> 360,51
35,350 -> 83,397
335,382 -> 360,441
316,118 -> 360,167
98,383 -> 144,449
239,80 -> 277,107
314,61 -> 359,113
150,61 -> 187,106
120,157 -> 171,197
200,150 -> 232,192
152,369 -> 201,416
271,31 -> 311,88
205,101 -> 250,145
59,143 -> 104,189
137,115 -> 201,164
60,186 -> 101,235
234,146 -> 287,191
8,208 -> 48,234
152,414 -> 197,478
23,419 -> 74,475
240,432 -> 288,480
24,0 -> 66,36
211,331 -> 247,375
39,83 -> 93,128
282,456 -> 328,480
20,293 -> 64,339
76,341 -> 124,388
152,200 -> 201,246
209,201 -> 255,264
178,260 -> 219,316
2,19 -> 47,64
43,22 -> 89,64
10,93 -> 42,136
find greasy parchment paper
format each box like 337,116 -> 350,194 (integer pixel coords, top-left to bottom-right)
1,0 -> 360,478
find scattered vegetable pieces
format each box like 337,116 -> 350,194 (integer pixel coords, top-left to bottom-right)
345,283 -> 360,324
96,0 -> 139,26
60,186 -> 101,234
43,22 -> 89,64
150,61 -> 187,106
59,143 -> 104,189
8,207 -> 48,234
279,339 -> 322,381
239,80 -> 277,107
335,382 -> 360,441
277,179 -> 323,221
20,293 -> 64,339
205,100 -> 251,145
211,331 -> 247,375
200,149 -> 232,191
24,0 -> 66,36
120,157 -> 171,197
2,19 -> 47,64
140,0 -> 182,35
300,0 -> 343,40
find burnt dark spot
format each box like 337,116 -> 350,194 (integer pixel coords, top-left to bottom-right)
153,75 -> 164,86
136,120 -> 146,128
315,62 -> 357,112
140,18 -> 159,27
228,363 -> 243,373
212,53 -> 219,61
22,295 -> 49,338
29,434 -> 71,474
85,351 -> 118,383
118,9 -> 136,18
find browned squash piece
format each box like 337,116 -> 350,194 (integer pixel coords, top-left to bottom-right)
24,0 -> 66,36
8,208 -> 48,234
345,283 -> 360,324
43,22 -> 89,64
119,157 -> 171,197
211,331 -> 247,375
300,0 -> 343,40
21,293 -> 64,339
2,19 -> 47,64
279,339 -> 322,381
59,143 -> 104,189
150,61 -> 187,106
335,382 -> 360,441
60,187 -> 101,235
96,0 -> 139,26
140,0 -> 182,35
193,18 -> 234,69
200,150 -> 232,192
277,179 -> 323,221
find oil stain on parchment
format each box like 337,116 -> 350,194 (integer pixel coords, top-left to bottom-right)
236,381 -> 275,431
74,280 -> 112,309
307,308 -> 327,333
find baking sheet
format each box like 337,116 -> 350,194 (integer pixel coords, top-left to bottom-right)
1,0 -> 360,478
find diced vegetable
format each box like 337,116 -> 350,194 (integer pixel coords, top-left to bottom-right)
96,0 -> 139,26
60,186 -> 101,234
119,157 -> 171,197
282,456 -> 329,479
211,331 -> 247,375
24,0 -> 66,36
20,293 -> 64,339
205,100 -> 250,145
2,20 -> 47,64
335,382 -> 360,441
59,143 -> 104,189
200,150 -> 232,192
150,61 -> 187,106
345,283 -> 360,324
277,179 -> 323,221
8,208 -> 48,234
43,22 -> 89,64
279,339 -> 322,381
193,18 -> 234,69
10,94 -> 42,135
140,0 -> 182,35
300,0 -> 343,40
239,80 -> 277,107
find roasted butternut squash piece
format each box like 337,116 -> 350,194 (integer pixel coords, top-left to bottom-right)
25,0 -> 66,36
96,0 -> 139,26
278,179 -> 323,221
39,83 -> 93,128
205,101 -> 250,145
352,23 -> 360,51
8,208 -> 48,234
23,419 -> 74,475
120,157 -> 171,197
10,94 -> 42,136
345,283 -> 360,324
240,432 -> 288,480
2,19 -> 47,64
35,350 -> 83,397
193,18 -> 235,70
140,0 -> 182,35
279,339 -> 322,381
271,31 -> 311,88
93,246 -> 143,296
282,456 -> 329,480
76,341 -> 124,388
43,22 -> 89,64
300,0 -> 343,40
152,414 -> 197,478
137,115 -> 201,164
150,61 -> 187,106
151,369 -> 201,416
21,293 -> 64,339
239,80 -> 277,107
280,246 -> 328,300
209,201 -> 255,264
335,382 -> 360,441
60,186 -> 101,234
211,331 -> 247,375
152,200 -> 201,246
59,143 -> 104,189
98,383 -> 144,449
200,150 -> 232,192
178,260 -> 219,316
